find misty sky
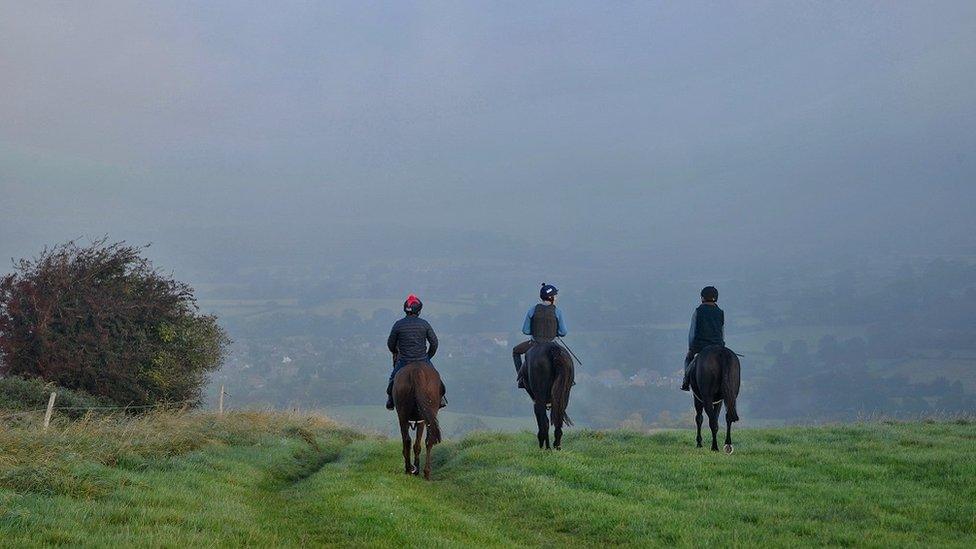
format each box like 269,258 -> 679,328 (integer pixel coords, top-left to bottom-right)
2,1 -> 975,276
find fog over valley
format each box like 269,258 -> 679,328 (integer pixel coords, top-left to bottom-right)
2,2 -> 975,433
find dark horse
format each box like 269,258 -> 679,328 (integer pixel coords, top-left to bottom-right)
392,362 -> 442,479
523,342 -> 574,449
689,345 -> 741,453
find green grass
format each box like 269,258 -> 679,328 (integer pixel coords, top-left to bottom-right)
0,376 -> 111,418
0,412 -> 973,547
323,405 -> 536,437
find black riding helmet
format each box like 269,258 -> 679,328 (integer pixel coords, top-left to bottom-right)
701,286 -> 718,302
403,294 -> 423,314
540,283 -> 558,302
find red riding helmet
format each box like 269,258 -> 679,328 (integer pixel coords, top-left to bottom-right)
403,294 -> 423,314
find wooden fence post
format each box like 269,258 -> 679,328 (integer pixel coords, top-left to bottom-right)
218,385 -> 224,416
43,392 -> 57,430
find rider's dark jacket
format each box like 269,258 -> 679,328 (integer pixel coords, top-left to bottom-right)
388,315 -> 438,363
521,304 -> 567,342
688,303 -> 724,353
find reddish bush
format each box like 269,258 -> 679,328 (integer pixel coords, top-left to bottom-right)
0,239 -> 228,407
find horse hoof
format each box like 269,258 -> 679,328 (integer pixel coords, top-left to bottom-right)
554,446 -> 561,451
724,444 -> 734,454
423,472 -> 431,481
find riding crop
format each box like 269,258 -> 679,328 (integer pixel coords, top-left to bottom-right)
557,336 -> 583,366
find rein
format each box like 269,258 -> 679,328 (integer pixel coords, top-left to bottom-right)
691,389 -> 722,406
556,337 -> 583,366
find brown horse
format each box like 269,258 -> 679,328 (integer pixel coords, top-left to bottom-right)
689,345 -> 741,453
523,342 -> 574,449
392,361 -> 442,480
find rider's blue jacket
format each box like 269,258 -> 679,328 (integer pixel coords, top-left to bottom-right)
522,305 -> 567,337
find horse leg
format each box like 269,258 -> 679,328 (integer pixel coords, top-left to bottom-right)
724,411 -> 734,454
400,420 -> 414,474
694,400 -> 704,448
544,412 -> 551,450
552,410 -> 564,451
534,402 -> 550,449
423,435 -> 433,480
704,402 -> 720,451
412,422 -> 425,474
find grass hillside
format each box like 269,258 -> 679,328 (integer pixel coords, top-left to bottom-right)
0,412 -> 973,547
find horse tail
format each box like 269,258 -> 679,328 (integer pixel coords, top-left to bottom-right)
549,344 -> 574,427
415,370 -> 441,445
720,348 -> 741,422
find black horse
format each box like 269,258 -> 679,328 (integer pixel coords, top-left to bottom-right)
523,342 -> 574,449
689,345 -> 741,453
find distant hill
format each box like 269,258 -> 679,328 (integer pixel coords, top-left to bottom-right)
0,411 -> 972,546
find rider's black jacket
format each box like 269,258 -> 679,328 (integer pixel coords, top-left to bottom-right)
689,303 -> 725,353
387,315 -> 438,363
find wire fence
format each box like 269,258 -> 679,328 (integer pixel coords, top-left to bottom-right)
0,398 -> 197,421
0,384 -> 229,425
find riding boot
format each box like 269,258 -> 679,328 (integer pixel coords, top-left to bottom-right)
513,353 -> 525,388
385,379 -> 395,410
680,351 -> 694,391
439,382 -> 448,408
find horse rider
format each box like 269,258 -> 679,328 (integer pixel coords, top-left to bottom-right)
386,294 -> 447,410
681,285 -> 725,391
512,283 -> 568,388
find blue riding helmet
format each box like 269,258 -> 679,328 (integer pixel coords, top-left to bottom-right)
540,283 -> 558,301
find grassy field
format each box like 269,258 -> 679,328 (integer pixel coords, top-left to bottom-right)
323,405 -> 537,437
0,412 -> 973,547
